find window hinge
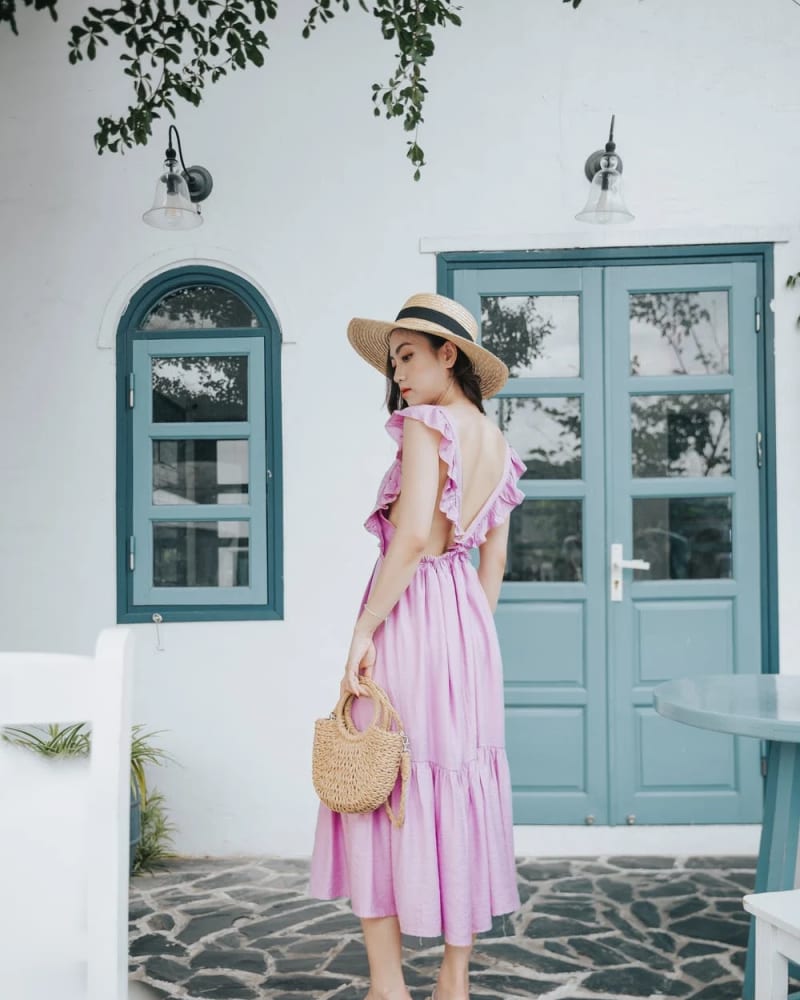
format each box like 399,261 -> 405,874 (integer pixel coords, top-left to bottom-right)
755,297 -> 761,333
756,431 -> 764,468
128,373 -> 135,409
128,535 -> 135,572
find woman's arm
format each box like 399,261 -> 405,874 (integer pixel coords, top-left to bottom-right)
477,518 -> 510,613
342,418 -> 442,695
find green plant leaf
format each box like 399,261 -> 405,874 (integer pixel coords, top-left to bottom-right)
132,788 -> 177,874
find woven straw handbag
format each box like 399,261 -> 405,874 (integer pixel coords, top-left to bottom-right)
312,677 -> 411,828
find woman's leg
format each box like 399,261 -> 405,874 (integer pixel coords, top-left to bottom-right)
360,916 -> 412,1000
434,939 -> 472,1000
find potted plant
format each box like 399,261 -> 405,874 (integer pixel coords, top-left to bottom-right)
1,722 -> 175,873
129,725 -> 176,873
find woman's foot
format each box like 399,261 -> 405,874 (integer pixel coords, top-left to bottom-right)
364,989 -> 413,1000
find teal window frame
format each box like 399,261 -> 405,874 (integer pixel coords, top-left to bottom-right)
116,266 -> 284,623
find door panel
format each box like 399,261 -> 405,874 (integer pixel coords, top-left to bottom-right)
606,263 -> 762,824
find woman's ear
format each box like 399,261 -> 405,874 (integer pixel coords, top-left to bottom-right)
440,340 -> 458,370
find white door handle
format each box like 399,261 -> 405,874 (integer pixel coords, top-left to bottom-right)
610,543 -> 650,602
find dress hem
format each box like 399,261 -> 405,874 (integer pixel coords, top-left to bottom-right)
307,888 -> 520,947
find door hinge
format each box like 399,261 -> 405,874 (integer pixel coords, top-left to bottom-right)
756,431 -> 764,468
755,297 -> 762,333
128,373 -> 135,409
761,755 -> 768,778
128,535 -> 135,572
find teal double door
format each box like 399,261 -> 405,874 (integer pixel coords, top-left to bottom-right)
454,259 -> 765,826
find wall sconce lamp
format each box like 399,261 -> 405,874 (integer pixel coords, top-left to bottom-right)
575,115 -> 634,225
142,125 -> 213,231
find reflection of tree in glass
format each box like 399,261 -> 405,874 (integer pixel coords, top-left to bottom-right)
630,292 -> 726,375
142,286 -> 257,330
152,356 -> 247,422
629,294 -> 730,478
481,295 -> 553,376
631,394 -> 730,478
520,397 -> 581,480
481,296 -> 562,458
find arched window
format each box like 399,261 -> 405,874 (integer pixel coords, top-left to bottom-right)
116,266 -> 283,622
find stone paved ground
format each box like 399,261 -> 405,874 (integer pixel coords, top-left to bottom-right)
129,856 -> 759,1000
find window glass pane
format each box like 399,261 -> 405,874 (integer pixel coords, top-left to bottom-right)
486,396 -> 581,479
504,499 -> 583,582
481,295 -> 580,378
152,355 -> 248,422
153,521 -> 249,587
141,286 -> 257,330
630,291 -> 729,376
153,440 -> 249,505
631,394 -> 731,478
632,497 -> 732,580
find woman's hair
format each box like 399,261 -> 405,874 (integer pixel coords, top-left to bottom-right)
385,332 -> 485,414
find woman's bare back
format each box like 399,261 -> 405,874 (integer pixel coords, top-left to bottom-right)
387,404 -> 508,557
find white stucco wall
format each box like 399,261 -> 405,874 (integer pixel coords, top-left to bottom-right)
2,0 -> 800,857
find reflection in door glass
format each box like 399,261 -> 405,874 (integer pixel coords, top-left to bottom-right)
629,291 -> 729,376
486,396 -> 581,479
481,295 -> 580,377
631,394 -> 731,478
504,499 -> 583,582
632,497 -> 732,580
152,355 -> 248,422
153,520 -> 250,587
153,439 -> 249,505
141,285 -> 257,330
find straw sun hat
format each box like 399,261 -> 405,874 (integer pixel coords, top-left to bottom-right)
347,292 -> 509,399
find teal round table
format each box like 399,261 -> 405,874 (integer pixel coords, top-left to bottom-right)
654,674 -> 800,1000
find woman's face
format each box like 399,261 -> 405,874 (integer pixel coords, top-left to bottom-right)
388,329 -> 454,405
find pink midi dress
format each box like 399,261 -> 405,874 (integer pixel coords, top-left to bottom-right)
309,403 -> 526,945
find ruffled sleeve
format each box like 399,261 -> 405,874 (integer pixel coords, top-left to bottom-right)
464,445 -> 527,548
364,404 -> 460,540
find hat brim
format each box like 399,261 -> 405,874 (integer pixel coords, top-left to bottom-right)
347,316 -> 509,399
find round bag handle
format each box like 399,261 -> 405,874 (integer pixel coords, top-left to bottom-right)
335,677 -> 404,743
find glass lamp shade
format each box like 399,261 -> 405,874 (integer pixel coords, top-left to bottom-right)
575,153 -> 634,224
142,159 -> 202,230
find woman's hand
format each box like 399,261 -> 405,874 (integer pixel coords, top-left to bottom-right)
340,628 -> 377,697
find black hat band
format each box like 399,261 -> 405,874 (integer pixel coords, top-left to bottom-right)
395,306 -> 474,343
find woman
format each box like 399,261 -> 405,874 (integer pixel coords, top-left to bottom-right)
310,292 -> 526,1000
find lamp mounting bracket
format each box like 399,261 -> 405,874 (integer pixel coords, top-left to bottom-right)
583,149 -> 624,182
183,165 -> 213,203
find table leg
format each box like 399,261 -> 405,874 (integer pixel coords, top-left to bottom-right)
744,741 -> 800,1000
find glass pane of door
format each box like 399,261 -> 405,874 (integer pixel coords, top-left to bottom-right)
486,396 -> 582,479
505,499 -> 583,582
631,394 -> 731,478
481,295 -> 581,377
629,290 -> 729,375
141,286 -> 257,330
632,496 -> 733,579
153,440 -> 249,505
153,521 -> 249,587
152,355 -> 248,422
